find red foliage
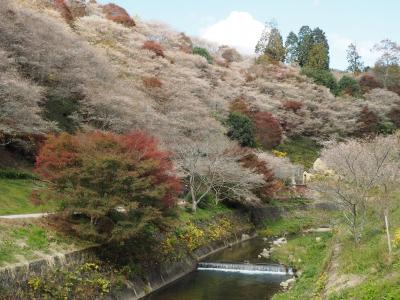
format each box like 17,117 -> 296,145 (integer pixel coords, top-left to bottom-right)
35,131 -> 180,208
356,106 -> 379,136
102,3 -> 135,27
281,100 -> 303,113
388,108 -> 400,128
142,41 -> 165,58
240,152 -> 278,201
142,76 -> 162,89
54,0 -> 74,22
250,111 -> 283,149
388,84 -> 400,96
358,74 -> 382,94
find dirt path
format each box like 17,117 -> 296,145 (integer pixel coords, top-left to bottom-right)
323,241 -> 365,297
0,212 -> 52,219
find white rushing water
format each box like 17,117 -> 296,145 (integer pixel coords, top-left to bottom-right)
197,262 -> 293,275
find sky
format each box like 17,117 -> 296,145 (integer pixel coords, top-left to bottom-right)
98,0 -> 400,70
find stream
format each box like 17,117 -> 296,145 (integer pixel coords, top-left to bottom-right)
145,237 -> 291,300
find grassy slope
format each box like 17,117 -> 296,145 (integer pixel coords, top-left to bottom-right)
262,199 -> 400,300
275,137 -> 321,170
0,220 -> 93,266
0,179 -> 58,215
273,232 -> 333,300
327,202 -> 400,299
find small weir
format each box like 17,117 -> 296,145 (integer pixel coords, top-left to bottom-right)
197,262 -> 293,275
145,238 -> 292,300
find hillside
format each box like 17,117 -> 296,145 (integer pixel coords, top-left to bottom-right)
2,0 -> 400,164
2,1 -> 400,299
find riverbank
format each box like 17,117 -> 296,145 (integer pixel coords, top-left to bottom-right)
0,208 -> 256,299
258,202 -> 400,299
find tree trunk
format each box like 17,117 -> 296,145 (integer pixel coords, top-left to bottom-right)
384,212 -> 392,255
190,185 -> 197,212
352,204 -> 359,245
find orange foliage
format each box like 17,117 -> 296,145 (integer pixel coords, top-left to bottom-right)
142,76 -> 162,89
282,100 -> 303,113
229,96 -> 250,114
102,3 -> 135,27
251,111 -> 283,149
142,41 -> 165,58
54,0 -> 73,22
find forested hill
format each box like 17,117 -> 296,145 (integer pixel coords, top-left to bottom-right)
1,0 -> 400,199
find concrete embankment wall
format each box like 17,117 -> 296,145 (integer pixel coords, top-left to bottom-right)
0,247 -> 98,289
0,216 -> 256,299
108,231 -> 256,300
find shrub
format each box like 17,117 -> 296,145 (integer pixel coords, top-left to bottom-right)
301,67 -> 338,95
102,3 -> 135,27
282,100 -> 303,113
355,106 -> 379,136
226,112 -> 256,147
377,119 -> 395,135
240,152 -> 278,201
192,47 -> 213,64
142,76 -> 162,89
221,47 -> 242,63
35,131 -> 181,243
251,111 -> 283,150
388,108 -> 400,128
359,74 -> 382,94
0,169 -> 37,180
142,41 -> 165,57
338,76 -> 362,97
229,96 -> 250,114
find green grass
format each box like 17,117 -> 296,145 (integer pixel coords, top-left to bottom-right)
276,200 -> 400,299
275,136 -> 321,169
178,204 -> 231,223
329,276 -> 400,300
258,209 -> 334,237
0,222 -> 93,266
0,179 -> 58,215
272,232 -> 333,300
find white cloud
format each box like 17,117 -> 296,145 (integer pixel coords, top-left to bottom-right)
329,33 -> 379,69
200,11 -> 264,55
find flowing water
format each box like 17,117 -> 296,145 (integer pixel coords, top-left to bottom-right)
145,237 -> 291,300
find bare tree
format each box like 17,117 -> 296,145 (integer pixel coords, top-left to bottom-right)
366,135 -> 400,253
373,39 -> 400,88
174,137 -> 263,212
313,136 -> 400,246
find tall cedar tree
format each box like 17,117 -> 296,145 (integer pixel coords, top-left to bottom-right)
307,43 -> 330,70
285,31 -> 299,63
311,27 -> 330,69
297,26 -> 314,67
35,131 -> 181,243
